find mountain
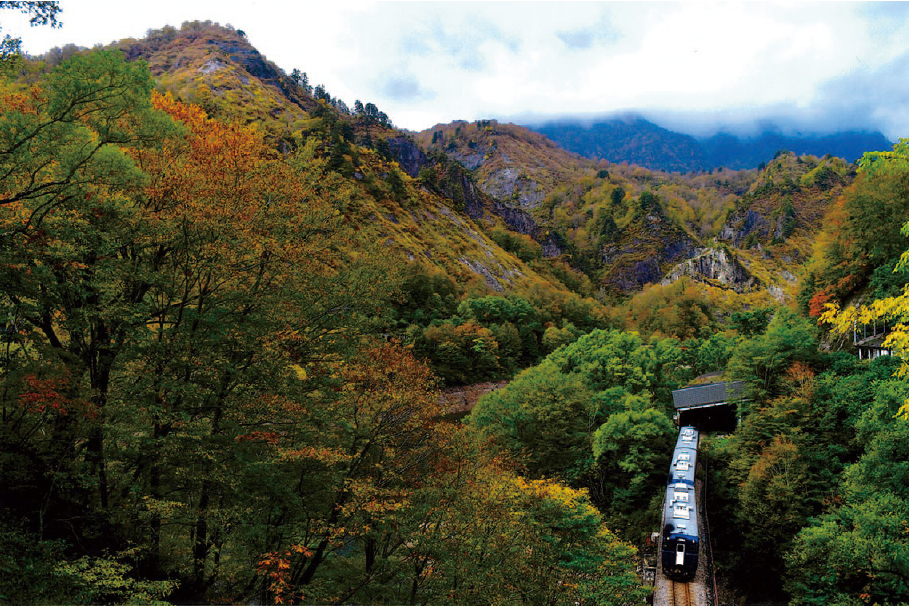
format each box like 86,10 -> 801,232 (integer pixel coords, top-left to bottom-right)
417,120 -> 716,293
701,129 -> 893,170
531,115 -> 891,172
90,22 -> 591,302
533,116 -> 711,173
418,119 -> 849,304
14,23 -> 908,607
50,23 -> 861,310
8,27 -> 653,607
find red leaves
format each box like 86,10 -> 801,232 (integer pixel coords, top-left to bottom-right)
151,91 -> 207,132
235,431 -> 281,445
808,289 -> 832,318
256,552 -> 293,604
18,373 -> 70,415
256,545 -> 314,604
0,85 -> 41,115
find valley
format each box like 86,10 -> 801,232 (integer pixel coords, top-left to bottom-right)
2,16 -> 909,607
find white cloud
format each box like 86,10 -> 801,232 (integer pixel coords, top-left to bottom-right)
11,1 -> 909,138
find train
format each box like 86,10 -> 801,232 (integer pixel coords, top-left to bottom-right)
661,425 -> 699,579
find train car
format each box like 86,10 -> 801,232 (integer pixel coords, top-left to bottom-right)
661,426 -> 700,579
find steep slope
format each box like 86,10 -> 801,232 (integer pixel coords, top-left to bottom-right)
420,120 -> 851,305
416,120 -> 590,210
797,141 -> 909,315
712,152 -> 852,300
112,22 -> 314,147
599,194 -> 698,291
414,120 -> 598,257
418,120 -> 740,294
104,23 -> 851,309
0,46 -> 650,607
95,22 -> 597,307
719,152 -> 849,247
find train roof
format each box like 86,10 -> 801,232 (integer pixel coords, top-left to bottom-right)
663,482 -> 698,539
671,429 -> 697,484
663,427 -> 701,541
676,426 -> 698,446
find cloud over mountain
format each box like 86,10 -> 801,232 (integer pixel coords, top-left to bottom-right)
13,1 -> 909,139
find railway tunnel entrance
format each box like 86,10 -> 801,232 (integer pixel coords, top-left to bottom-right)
672,380 -> 744,433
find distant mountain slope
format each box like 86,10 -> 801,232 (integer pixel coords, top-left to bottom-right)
534,116 -> 711,173
415,120 -> 595,256
416,120 -> 589,210
420,119 -> 855,304
701,130 -> 892,170
532,115 -> 891,172
418,120 -> 717,291
112,22 -> 314,147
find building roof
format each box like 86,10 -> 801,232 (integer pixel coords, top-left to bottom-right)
855,334 -> 889,349
672,380 -> 746,410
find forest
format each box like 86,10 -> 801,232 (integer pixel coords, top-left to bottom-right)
2,17 -> 909,607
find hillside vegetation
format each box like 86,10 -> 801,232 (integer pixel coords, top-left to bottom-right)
419,120 -> 853,328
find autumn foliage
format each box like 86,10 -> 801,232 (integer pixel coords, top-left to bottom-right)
0,50 -> 646,605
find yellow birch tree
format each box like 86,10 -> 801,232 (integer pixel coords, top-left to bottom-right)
821,139 -> 909,418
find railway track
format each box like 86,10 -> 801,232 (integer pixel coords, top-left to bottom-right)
670,580 -> 693,606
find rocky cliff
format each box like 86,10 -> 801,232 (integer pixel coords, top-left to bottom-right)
662,247 -> 757,292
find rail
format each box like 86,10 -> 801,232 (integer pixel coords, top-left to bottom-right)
701,455 -> 719,606
669,579 -> 693,606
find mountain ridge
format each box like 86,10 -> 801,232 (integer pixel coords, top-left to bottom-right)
48,23 -> 860,309
532,115 -> 891,172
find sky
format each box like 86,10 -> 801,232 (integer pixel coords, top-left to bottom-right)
7,1 -> 909,140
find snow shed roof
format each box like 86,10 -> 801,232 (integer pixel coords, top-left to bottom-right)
672,380 -> 746,410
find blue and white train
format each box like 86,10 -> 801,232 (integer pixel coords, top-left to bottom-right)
661,425 -> 699,579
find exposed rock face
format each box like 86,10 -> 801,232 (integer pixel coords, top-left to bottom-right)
490,203 -> 536,233
430,163 -> 490,221
540,239 -> 564,258
602,230 -> 698,292
387,137 -> 428,178
445,149 -> 485,171
457,257 -> 505,292
198,59 -> 227,74
408,149 -> 565,258
662,247 -> 757,292
632,258 -> 662,287
480,166 -> 546,209
719,209 -> 771,246
596,201 -> 702,291
487,200 -> 565,258
439,380 -> 508,415
213,40 -> 283,88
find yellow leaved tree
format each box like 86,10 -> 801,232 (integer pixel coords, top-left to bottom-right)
821,138 -> 909,418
